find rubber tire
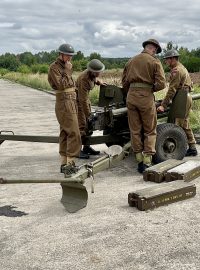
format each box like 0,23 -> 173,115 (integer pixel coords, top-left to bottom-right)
154,123 -> 188,163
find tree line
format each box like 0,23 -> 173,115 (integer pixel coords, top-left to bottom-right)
0,42 -> 200,74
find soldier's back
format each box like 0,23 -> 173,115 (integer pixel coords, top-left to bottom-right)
126,52 -> 159,84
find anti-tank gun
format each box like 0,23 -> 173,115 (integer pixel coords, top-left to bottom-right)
1,85 -> 200,213
85,85 -> 200,163
1,84 -> 199,161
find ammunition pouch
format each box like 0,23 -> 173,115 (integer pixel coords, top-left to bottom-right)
167,88 -> 189,122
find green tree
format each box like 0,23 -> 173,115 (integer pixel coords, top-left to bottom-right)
73,59 -> 87,71
0,53 -> 20,71
191,48 -> 200,58
17,64 -> 31,74
73,51 -> 84,61
89,52 -> 102,60
18,52 -> 36,66
162,41 -> 178,55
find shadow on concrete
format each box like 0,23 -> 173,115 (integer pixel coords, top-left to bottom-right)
0,205 -> 28,217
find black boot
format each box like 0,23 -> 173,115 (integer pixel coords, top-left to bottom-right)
185,147 -> 198,156
61,163 -> 78,177
137,162 -> 144,174
60,164 -> 66,173
83,146 -> 100,155
143,164 -> 150,172
79,150 -> 90,159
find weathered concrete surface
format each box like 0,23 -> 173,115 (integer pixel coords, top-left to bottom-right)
1,79 -> 200,270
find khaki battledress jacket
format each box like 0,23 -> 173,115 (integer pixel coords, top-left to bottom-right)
122,51 -> 166,155
161,62 -> 195,144
48,58 -> 81,158
76,70 -> 96,136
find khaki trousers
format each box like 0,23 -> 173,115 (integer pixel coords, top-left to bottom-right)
78,107 -> 88,137
77,101 -> 91,137
127,88 -> 157,155
55,92 -> 81,158
175,94 -> 196,144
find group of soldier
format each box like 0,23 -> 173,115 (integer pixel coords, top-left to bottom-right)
48,38 -> 198,176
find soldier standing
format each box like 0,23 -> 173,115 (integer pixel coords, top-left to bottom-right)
48,44 -> 81,175
76,59 -> 106,158
122,39 -> 166,173
157,49 -> 198,156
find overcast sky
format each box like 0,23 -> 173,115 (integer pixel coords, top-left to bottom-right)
1,0 -> 200,57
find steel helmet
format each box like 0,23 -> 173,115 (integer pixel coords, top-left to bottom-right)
58,44 -> 76,55
87,59 -> 105,72
163,49 -> 180,59
142,39 -> 162,53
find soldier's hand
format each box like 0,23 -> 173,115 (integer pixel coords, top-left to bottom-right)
65,61 -> 72,70
101,82 -> 107,86
157,105 -> 165,113
171,67 -> 178,77
96,79 -> 107,86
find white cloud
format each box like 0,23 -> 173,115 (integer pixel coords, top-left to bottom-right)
0,0 -> 200,56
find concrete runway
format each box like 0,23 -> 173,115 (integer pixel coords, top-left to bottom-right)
1,79 -> 200,270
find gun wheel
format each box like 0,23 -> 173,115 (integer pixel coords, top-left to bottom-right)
154,123 -> 188,163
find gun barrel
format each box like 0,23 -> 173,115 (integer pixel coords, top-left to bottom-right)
191,93 -> 200,101
0,178 -> 82,184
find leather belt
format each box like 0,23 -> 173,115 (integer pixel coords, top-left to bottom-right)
130,82 -> 153,89
55,88 -> 75,94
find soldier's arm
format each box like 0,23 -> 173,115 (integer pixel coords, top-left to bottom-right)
161,71 -> 181,109
95,78 -> 107,86
77,79 -> 91,118
122,64 -> 130,92
154,61 -> 166,92
48,66 -> 74,90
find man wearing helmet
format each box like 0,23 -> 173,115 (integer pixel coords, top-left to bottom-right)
76,59 -> 106,158
122,39 -> 166,173
157,49 -> 198,156
48,43 -> 81,176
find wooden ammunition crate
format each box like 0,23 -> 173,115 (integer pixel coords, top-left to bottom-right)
143,159 -> 185,183
165,160 -> 200,182
128,181 -> 196,211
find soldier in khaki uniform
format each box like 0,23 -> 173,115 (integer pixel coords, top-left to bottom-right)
76,59 -> 106,158
122,39 -> 166,173
48,44 -> 81,175
157,49 -> 198,156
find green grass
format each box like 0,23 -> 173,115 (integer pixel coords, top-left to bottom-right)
89,86 -> 100,105
1,72 -> 52,91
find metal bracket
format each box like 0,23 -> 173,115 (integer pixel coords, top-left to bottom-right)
86,163 -> 95,193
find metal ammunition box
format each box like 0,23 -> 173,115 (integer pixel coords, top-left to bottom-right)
165,160 -> 200,182
143,159 -> 185,183
98,84 -> 125,107
128,181 -> 196,211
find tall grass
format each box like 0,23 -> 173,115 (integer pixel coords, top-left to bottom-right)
1,72 -> 52,91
